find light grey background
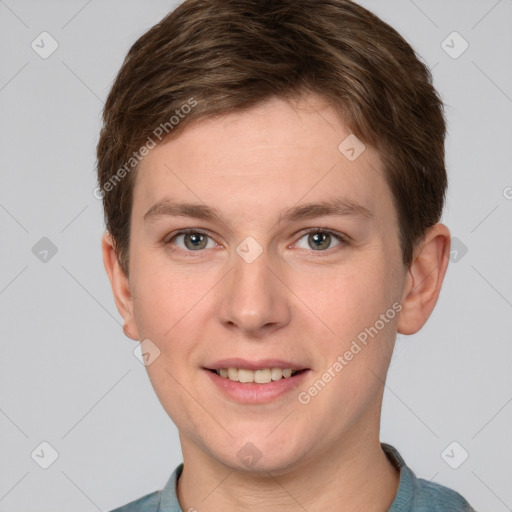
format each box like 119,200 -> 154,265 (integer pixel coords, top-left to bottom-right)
1,0 -> 511,510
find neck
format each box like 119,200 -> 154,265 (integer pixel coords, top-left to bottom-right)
177,423 -> 400,512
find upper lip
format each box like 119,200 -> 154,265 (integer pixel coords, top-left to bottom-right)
205,358 -> 309,371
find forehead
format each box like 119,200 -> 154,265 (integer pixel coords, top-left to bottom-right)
133,93 -> 395,227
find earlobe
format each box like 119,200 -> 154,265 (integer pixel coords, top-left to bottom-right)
397,223 -> 451,335
101,232 -> 140,341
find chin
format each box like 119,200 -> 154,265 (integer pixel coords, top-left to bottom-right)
210,431 -> 309,475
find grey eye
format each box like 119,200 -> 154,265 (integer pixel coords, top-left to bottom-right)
296,231 -> 342,251
174,232 -> 214,251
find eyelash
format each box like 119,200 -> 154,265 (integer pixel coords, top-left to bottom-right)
164,228 -> 349,257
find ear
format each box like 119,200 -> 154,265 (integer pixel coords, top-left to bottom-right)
101,232 -> 140,341
397,223 -> 451,335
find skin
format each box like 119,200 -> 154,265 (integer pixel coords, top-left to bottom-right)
103,93 -> 450,512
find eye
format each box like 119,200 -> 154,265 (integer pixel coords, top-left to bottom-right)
294,229 -> 347,251
166,229 -> 217,252
164,228 -> 348,256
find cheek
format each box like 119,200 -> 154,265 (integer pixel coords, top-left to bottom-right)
292,255 -> 399,392
291,256 -> 394,339
299,320 -> 395,430
131,255 -> 214,340
144,360 -> 207,448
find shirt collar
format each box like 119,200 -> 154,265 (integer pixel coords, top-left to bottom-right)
382,442 -> 416,511
159,462 -> 184,512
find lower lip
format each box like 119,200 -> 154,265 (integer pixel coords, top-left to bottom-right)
204,369 -> 310,404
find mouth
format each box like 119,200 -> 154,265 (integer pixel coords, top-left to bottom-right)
202,360 -> 311,404
205,367 -> 308,384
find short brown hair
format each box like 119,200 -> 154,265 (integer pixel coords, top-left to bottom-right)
96,0 -> 447,275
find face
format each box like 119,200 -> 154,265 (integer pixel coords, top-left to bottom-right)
107,93 -> 418,473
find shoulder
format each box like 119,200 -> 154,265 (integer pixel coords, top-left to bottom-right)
381,443 -> 477,512
108,463 -> 184,512
411,477 -> 477,511
108,490 -> 161,512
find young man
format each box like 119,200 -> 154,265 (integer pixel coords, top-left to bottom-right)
97,0 -> 477,510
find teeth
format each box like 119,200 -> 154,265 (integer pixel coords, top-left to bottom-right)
238,368 -> 254,383
215,367 -> 298,383
282,368 -> 293,378
271,368 -> 283,381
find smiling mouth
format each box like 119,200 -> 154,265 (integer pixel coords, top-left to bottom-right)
206,367 -> 308,384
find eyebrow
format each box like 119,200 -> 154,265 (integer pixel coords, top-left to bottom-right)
143,197 -> 373,225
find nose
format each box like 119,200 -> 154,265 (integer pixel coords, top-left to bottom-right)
216,246 -> 291,338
